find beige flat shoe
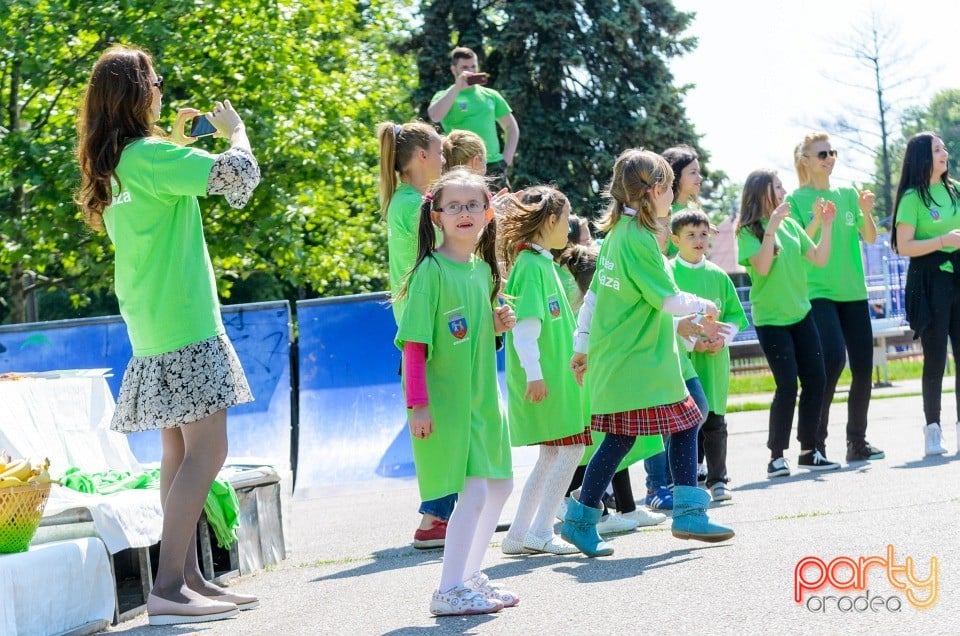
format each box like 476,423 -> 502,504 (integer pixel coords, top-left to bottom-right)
147,593 -> 239,626
208,590 -> 260,610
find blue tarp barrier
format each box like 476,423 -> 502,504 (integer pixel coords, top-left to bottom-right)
0,302 -> 292,470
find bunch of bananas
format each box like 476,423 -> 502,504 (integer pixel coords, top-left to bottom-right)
0,454 -> 56,488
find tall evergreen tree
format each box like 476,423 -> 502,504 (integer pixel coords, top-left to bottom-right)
492,0 -> 704,215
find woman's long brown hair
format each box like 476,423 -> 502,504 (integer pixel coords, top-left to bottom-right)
76,45 -> 159,231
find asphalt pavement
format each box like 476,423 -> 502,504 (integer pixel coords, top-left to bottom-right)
104,385 -> 960,636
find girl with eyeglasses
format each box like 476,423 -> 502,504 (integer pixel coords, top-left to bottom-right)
786,132 -> 883,465
76,45 -> 260,626
395,167 -> 517,615
892,131 -> 960,456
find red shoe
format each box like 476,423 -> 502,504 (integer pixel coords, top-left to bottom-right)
413,520 -> 447,549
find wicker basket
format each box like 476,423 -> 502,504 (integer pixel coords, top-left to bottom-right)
0,482 -> 52,553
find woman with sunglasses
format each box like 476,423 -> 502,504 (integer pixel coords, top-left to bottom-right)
77,45 -> 261,626
786,133 -> 883,465
893,132 -> 960,456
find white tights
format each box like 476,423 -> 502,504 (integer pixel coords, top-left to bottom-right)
505,444 -> 583,543
438,477 -> 513,593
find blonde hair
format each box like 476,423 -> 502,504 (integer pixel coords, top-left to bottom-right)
442,130 -> 486,170
598,148 -> 674,233
498,186 -> 569,272
794,131 -> 830,187
376,121 -> 437,219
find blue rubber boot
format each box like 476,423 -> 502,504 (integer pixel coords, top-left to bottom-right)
560,496 -> 614,557
671,485 -> 734,543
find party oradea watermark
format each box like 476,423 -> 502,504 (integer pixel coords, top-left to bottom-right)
794,545 -> 938,613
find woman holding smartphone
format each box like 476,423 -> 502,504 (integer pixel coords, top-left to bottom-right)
76,45 -> 261,626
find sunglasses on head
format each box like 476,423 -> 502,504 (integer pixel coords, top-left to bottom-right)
806,149 -> 837,161
152,76 -> 164,93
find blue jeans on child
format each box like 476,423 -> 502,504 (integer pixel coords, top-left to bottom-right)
419,493 -> 457,520
644,377 -> 709,491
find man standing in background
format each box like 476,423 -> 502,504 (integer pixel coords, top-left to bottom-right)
429,47 -> 519,190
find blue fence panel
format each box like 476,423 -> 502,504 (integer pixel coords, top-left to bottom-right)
0,302 -> 292,470
295,293 -> 407,495
294,293 -> 514,495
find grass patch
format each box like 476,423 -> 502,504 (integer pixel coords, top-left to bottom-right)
730,358 -> 929,395
772,510 -> 832,520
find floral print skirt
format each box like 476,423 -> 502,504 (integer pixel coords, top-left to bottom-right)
110,334 -> 253,433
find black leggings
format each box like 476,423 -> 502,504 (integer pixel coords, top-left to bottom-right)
566,466 -> 636,514
755,312 -> 826,455
919,271 -> 960,425
810,299 -> 874,444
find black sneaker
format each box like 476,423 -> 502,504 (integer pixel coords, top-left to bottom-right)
798,450 -> 841,471
846,441 -> 885,462
767,457 -> 790,478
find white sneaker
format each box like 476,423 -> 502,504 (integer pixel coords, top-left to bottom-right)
522,531 -> 579,555
619,508 -> 667,527
595,513 -> 639,535
429,585 -> 502,616
924,423 -> 947,456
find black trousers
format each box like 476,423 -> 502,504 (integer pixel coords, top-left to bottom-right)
810,298 -> 874,444
919,270 -> 960,425
700,412 -> 728,487
756,312 -> 826,454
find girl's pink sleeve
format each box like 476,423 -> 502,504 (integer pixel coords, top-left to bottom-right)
403,341 -> 429,408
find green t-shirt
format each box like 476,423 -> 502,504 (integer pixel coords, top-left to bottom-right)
395,253 -> 512,500
430,85 -> 511,163
738,217 -> 815,327
896,181 -> 960,253
786,186 -> 867,301
104,137 -> 223,356
387,182 -> 425,324
556,265 -> 584,313
504,250 -> 588,445
587,216 -> 687,413
663,255 -> 697,381
670,257 -> 749,415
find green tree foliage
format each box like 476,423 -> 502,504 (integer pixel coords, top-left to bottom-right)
0,0 -> 414,323
412,1 -> 706,218
870,89 -> 960,225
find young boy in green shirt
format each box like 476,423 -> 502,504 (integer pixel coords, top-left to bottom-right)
668,209 -> 749,502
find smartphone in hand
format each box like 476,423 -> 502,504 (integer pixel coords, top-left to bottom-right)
189,115 -> 217,137
466,73 -> 489,86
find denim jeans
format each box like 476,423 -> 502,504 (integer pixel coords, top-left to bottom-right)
418,493 -> 457,520
643,377 -> 709,491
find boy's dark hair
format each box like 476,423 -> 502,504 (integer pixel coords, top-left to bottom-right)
451,47 -> 477,64
670,208 -> 711,235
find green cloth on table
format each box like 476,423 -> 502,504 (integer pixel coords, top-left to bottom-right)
61,467 -> 241,549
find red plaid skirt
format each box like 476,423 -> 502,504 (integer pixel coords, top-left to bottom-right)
590,396 -> 701,437
543,428 -> 593,447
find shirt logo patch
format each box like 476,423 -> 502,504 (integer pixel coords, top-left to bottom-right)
845,211 -> 855,226
930,208 -> 941,221
448,313 -> 468,340
548,296 -> 561,317
458,101 -> 468,111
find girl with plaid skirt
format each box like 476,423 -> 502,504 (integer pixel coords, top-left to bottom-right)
498,187 -> 591,556
562,149 -> 735,557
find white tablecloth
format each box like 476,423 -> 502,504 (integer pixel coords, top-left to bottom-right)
0,374 -> 141,475
0,373 -> 162,553
0,538 -> 114,636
